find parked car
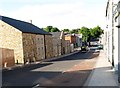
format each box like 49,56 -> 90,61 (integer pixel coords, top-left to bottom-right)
97,44 -> 103,50
81,46 -> 88,52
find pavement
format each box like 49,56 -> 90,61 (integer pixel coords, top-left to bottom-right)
84,50 -> 119,87
2,47 -> 97,87
2,47 -> 119,87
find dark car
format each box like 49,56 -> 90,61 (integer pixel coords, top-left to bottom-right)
81,46 -> 88,52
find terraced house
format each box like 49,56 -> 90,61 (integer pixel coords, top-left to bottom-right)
0,16 -> 52,67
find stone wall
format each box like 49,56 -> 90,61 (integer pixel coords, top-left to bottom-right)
22,33 -> 37,63
52,38 -> 61,57
1,48 -> 15,67
36,34 -> 45,60
61,33 -> 65,55
0,21 -> 24,64
65,40 -> 71,54
45,35 -> 53,59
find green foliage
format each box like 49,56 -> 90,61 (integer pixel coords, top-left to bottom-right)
79,27 -> 91,42
70,29 -> 80,34
51,27 -> 60,32
44,26 -> 53,32
90,26 -> 104,38
44,26 -> 60,32
79,26 -> 104,43
63,29 -> 70,33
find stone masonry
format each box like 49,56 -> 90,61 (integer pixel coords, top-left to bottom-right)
0,20 -> 24,64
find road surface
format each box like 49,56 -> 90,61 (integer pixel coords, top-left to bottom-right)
2,49 -> 99,87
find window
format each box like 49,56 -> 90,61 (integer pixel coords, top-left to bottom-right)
41,38 -> 43,44
26,52 -> 28,57
38,38 -> 39,41
38,48 -> 40,55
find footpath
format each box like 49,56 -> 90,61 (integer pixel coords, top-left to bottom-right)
84,50 -> 119,87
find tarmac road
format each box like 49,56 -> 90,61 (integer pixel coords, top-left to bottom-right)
2,49 -> 99,87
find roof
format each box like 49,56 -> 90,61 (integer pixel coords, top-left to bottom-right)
0,16 -> 51,35
50,32 -> 61,38
65,34 -> 76,37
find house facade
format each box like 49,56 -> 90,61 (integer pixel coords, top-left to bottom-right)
105,0 -> 120,82
60,31 -> 66,55
50,32 -> 62,57
65,40 -> 71,54
0,19 -> 24,66
44,35 -> 53,59
36,35 -> 45,60
65,34 -> 77,48
75,34 -> 82,47
0,16 -> 50,67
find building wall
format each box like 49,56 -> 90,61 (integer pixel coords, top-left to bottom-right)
76,35 -> 82,47
61,32 -> 65,55
106,0 -> 119,71
106,0 -> 114,65
113,7 -> 119,71
36,34 -> 45,61
22,33 -> 36,63
65,35 -> 76,47
1,48 -> 15,67
52,38 -> 61,57
0,20 -> 24,64
45,35 -> 53,59
65,36 -> 71,43
0,47 -> 2,68
65,40 -> 71,54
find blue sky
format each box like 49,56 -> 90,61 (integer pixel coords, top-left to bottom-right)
0,0 -> 107,29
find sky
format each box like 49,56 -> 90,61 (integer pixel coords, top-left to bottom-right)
0,0 -> 107,30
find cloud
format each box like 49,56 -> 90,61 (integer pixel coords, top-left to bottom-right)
5,1 -> 106,29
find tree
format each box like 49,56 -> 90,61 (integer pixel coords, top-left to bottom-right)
51,27 -> 60,32
90,26 -> 104,39
44,26 -> 53,32
79,27 -> 91,43
63,29 -> 70,33
44,26 -> 60,32
70,29 -> 80,34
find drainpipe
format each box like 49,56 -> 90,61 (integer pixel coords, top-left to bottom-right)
44,35 -> 46,59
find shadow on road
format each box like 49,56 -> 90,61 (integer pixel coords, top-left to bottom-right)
47,51 -> 99,62
2,49 -> 99,87
2,69 -> 92,87
3,63 -> 53,76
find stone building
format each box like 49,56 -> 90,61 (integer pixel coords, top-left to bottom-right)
0,16 -> 50,67
50,32 -> 62,57
65,40 -> 71,54
44,35 -> 53,59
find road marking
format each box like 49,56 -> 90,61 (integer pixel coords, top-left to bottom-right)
32,84 -> 40,88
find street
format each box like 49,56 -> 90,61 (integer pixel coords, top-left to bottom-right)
2,48 -> 99,87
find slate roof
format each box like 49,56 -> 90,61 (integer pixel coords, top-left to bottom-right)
50,32 -> 61,38
0,16 -> 50,35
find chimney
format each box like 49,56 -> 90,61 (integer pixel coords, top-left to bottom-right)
30,20 -> 32,24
